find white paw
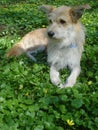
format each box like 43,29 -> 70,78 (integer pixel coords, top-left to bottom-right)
58,83 -> 73,88
64,83 -> 73,88
58,81 -> 74,88
63,79 -> 75,88
51,77 -> 61,86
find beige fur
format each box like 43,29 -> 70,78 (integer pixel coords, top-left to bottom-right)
40,4 -> 90,88
6,28 -> 48,61
6,4 -> 90,88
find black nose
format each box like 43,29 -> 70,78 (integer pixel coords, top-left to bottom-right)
48,31 -> 54,37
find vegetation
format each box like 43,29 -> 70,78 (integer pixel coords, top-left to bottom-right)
0,0 -> 98,130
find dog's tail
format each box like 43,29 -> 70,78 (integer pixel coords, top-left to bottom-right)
6,40 -> 25,58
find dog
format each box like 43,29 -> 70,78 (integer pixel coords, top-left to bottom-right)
6,4 -> 90,88
40,4 -> 90,88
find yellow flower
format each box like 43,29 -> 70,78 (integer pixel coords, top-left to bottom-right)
19,84 -> 23,90
42,25 -> 46,28
88,81 -> 92,85
67,119 -> 75,126
25,92 -> 29,96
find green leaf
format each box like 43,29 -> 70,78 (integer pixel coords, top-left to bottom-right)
71,99 -> 83,108
59,105 -> 66,113
34,125 -> 44,130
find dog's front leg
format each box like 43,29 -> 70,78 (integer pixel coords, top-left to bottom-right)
50,65 -> 61,86
64,67 -> 81,87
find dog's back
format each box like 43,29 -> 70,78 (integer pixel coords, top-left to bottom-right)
6,28 -> 48,61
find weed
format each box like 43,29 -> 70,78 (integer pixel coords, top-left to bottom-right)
0,0 -> 98,130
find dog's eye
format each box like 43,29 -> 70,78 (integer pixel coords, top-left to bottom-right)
60,19 -> 66,24
49,19 -> 52,24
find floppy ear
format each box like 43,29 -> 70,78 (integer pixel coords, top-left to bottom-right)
70,4 -> 91,23
39,5 -> 55,14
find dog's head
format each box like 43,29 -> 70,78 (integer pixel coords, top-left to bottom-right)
39,5 -> 90,40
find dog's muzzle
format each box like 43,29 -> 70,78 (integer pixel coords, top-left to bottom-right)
48,31 -> 55,37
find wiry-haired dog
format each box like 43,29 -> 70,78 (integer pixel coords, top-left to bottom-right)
40,4 -> 90,88
6,4 -> 90,88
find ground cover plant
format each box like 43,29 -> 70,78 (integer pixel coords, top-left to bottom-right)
0,0 -> 98,130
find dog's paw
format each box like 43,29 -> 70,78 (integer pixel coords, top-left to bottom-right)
64,82 -> 74,88
58,82 -> 74,88
51,78 -> 61,86
63,79 -> 76,88
50,67 -> 61,86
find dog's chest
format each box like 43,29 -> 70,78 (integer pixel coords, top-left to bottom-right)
47,42 -> 80,69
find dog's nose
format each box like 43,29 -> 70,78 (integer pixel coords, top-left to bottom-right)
48,31 -> 54,37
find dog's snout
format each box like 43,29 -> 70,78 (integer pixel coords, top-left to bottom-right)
48,31 -> 54,37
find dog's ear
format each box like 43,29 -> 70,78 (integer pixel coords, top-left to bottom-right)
70,4 -> 91,23
39,5 -> 55,14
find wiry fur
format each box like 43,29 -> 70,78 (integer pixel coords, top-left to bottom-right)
6,28 -> 48,61
6,4 -> 90,88
40,4 -> 90,88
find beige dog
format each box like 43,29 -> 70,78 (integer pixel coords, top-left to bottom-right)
6,4 -> 90,88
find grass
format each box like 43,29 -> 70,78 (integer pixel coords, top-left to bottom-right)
0,0 -> 98,130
